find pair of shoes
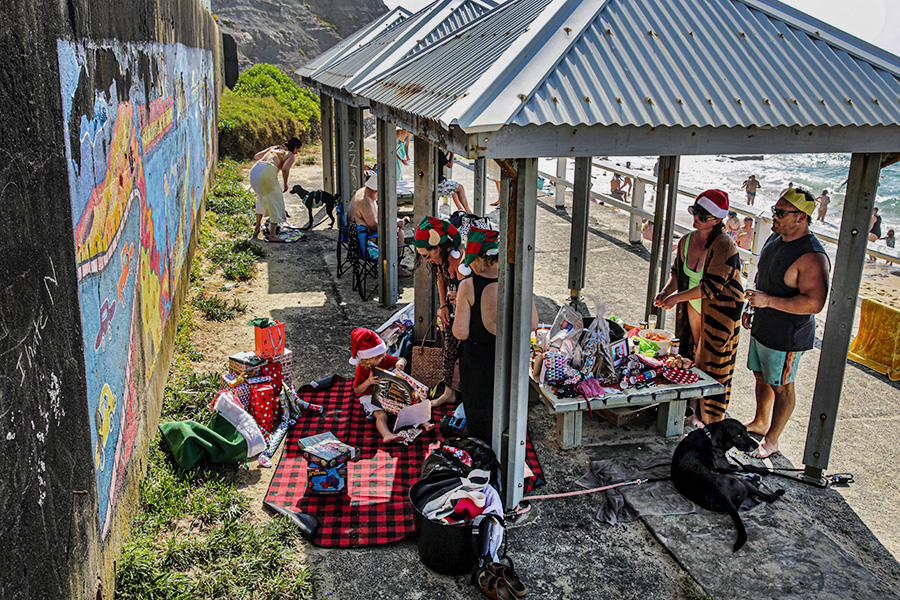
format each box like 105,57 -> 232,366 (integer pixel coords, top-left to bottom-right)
476,568 -> 516,600
487,563 -> 526,598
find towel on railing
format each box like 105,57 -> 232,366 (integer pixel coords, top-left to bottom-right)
848,298 -> 900,381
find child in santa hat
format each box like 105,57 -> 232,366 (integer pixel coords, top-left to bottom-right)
349,327 -> 405,443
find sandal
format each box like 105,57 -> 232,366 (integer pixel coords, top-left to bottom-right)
488,562 -> 526,598
476,568 -> 515,600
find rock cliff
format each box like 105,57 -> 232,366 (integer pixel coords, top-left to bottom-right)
212,0 -> 388,76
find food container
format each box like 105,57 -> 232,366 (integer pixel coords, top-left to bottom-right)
638,329 -> 673,356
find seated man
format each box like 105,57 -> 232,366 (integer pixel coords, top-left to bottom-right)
438,150 -> 471,213
347,173 -> 412,277
610,173 -> 626,200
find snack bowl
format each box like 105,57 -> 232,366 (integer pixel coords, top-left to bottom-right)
638,328 -> 673,355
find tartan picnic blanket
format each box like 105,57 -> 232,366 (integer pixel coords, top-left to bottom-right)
264,375 -> 544,547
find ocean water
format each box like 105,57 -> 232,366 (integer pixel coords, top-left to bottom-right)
584,153 -> 900,239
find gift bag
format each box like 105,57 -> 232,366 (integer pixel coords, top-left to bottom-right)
254,321 -> 285,358
541,350 -> 570,384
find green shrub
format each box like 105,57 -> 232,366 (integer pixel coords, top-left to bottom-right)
233,64 -> 319,126
218,91 -> 304,159
207,239 -> 264,281
192,293 -> 248,322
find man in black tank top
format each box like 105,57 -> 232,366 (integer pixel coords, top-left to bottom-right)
742,188 -> 830,459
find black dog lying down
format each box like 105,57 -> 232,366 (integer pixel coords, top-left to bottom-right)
671,419 -> 785,551
289,185 -> 339,230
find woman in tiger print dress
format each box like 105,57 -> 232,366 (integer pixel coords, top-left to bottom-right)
655,190 -> 744,426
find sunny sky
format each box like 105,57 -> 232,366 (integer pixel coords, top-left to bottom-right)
382,0 -> 900,57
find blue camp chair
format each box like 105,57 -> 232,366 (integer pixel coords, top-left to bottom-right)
335,201 -> 355,278
350,221 -> 411,302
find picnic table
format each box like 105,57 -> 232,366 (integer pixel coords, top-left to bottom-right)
529,368 -> 724,448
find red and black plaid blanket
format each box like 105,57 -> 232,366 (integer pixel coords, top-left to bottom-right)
264,376 -> 544,547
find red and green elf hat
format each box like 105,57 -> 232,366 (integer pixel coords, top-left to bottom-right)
413,216 -> 462,258
457,228 -> 500,275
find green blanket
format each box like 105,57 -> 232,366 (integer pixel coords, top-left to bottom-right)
159,414 -> 248,470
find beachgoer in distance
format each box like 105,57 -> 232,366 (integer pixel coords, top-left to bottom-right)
349,327 -> 406,444
413,217 -> 465,407
868,206 -> 883,261
741,175 -> 762,206
622,164 -> 633,199
250,137 -> 301,241
779,181 -> 794,198
347,171 -> 412,277
743,188 -> 830,459
886,228 -> 895,266
610,173 -> 626,200
816,190 -> 830,222
737,216 -> 755,250
453,228 -> 538,444
396,129 -> 412,181
726,211 -> 741,240
655,190 -> 744,426
438,150 -> 471,213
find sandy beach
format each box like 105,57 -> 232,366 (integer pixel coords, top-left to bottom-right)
860,262 -> 900,310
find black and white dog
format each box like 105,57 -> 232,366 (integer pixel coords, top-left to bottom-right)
289,185 -> 339,230
671,419 -> 785,551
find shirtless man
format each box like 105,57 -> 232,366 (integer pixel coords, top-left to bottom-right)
347,174 -> 412,277
741,175 -> 762,206
610,174 -> 626,200
815,190 -> 830,222
736,216 -> 754,250
742,188 -> 830,459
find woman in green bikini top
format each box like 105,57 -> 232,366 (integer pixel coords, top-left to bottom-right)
653,190 -> 744,426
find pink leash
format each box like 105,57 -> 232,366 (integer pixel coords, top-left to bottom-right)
522,478 -> 646,501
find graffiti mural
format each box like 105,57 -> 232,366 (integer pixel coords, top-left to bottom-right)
58,39 -> 216,536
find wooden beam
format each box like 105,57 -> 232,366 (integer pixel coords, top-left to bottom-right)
568,157 -> 590,298
657,157 -> 681,331
802,152 -> 882,479
413,137 -> 437,341
473,158 -> 486,216
319,93 -> 335,195
376,118 -> 399,307
348,105 -> 365,193
335,101 -> 351,202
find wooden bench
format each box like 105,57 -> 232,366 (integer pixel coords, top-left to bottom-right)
529,369 -> 725,448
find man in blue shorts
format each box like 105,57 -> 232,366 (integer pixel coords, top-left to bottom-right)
742,188 -> 830,458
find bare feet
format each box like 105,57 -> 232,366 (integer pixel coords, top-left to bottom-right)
490,201 -> 500,207
748,438 -> 779,459
382,432 -> 402,444
431,387 -> 457,408
266,235 -> 285,243
422,422 -> 436,432
252,229 -> 260,239
744,420 -> 769,436
685,415 -> 705,429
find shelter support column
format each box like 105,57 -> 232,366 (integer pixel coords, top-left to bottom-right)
473,158 -> 486,216
319,93 -> 334,195
555,158 -> 567,209
335,101 -> 351,202
802,152 -> 881,480
413,137 -> 438,340
645,156 -> 680,329
629,179 -> 646,244
348,105 -> 365,193
568,157 -> 591,304
376,118 -> 398,307
495,158 -> 538,509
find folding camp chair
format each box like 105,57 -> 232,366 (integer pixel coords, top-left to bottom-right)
335,201 -> 355,278
352,222 -> 379,301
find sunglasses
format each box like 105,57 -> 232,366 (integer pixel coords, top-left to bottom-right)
688,205 -> 714,222
771,207 -> 804,219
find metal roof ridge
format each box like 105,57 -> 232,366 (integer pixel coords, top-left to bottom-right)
735,0 -> 900,77
346,0 -> 473,91
444,0 -> 608,131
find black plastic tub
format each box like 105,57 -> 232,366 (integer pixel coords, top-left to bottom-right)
409,479 -> 476,575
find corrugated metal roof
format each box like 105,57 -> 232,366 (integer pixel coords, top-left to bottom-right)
359,0 -> 900,133
407,0 -> 497,58
296,7 -> 411,81
312,0 -> 495,93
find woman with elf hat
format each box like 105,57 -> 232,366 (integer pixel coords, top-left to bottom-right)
413,216 -> 465,407
453,228 -> 538,445
654,190 -> 744,427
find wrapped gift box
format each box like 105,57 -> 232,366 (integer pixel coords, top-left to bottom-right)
267,348 -> 293,390
249,384 -> 281,433
228,351 -> 265,375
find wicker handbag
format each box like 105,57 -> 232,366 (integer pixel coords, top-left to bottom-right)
410,315 -> 444,389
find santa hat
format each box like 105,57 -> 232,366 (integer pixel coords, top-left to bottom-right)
413,216 -> 462,258
457,228 -> 500,276
348,327 -> 387,365
694,189 -> 729,220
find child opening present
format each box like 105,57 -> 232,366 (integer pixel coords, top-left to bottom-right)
349,327 -> 407,444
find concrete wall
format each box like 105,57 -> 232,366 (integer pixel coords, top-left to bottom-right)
0,1 -> 220,598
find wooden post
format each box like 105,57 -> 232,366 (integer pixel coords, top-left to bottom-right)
319,93 -> 334,195
496,158 -> 538,509
413,137 -> 437,341
630,179 -> 646,243
555,158 -> 567,208
376,118 -> 398,307
335,101 -> 351,202
657,157 -> 680,330
473,158 -> 486,216
802,153 -> 882,480
348,105 -> 364,193
645,156 -> 675,322
568,157 -> 591,301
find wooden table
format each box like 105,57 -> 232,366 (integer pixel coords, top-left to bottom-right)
530,369 -> 725,448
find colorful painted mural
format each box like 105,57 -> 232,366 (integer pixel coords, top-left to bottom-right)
57,39 -> 216,536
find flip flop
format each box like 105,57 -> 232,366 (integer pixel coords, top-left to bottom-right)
476,568 -> 515,600
488,562 -> 526,598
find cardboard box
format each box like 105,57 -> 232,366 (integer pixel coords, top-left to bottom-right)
298,432 -> 357,468
595,404 -> 658,427
307,462 -> 348,494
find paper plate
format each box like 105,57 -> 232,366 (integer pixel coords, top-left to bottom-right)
663,369 -> 700,385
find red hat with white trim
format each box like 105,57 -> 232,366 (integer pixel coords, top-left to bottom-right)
348,327 -> 387,365
694,189 -> 729,220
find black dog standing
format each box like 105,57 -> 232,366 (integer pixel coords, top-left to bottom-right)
671,419 -> 785,551
290,185 -> 339,230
